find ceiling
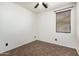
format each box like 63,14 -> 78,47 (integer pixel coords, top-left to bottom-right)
14,2 -> 75,13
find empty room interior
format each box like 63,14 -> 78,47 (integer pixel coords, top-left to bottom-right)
0,2 -> 79,56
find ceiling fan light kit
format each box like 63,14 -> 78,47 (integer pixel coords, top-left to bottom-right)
34,2 -> 48,8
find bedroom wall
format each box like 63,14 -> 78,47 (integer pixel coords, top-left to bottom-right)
37,4 -> 77,48
0,2 -> 36,53
76,2 -> 79,54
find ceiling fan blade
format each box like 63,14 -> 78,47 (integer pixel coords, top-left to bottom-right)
42,2 -> 48,8
34,3 -> 39,8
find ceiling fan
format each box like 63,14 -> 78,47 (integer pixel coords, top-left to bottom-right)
34,2 -> 48,8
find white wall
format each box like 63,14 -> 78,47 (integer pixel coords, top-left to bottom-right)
37,4 -> 77,48
76,2 -> 79,54
0,2 -> 36,53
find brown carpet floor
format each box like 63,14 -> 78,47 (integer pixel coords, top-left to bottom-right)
0,40 -> 78,56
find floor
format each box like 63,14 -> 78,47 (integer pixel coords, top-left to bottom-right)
0,40 -> 78,56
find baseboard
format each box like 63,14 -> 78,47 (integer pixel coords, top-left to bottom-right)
76,49 -> 79,55
38,39 -> 76,49
0,40 -> 35,53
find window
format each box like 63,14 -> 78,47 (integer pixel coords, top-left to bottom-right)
56,10 -> 71,33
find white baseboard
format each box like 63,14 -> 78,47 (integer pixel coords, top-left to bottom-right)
76,48 -> 79,55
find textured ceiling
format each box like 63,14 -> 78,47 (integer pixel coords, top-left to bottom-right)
14,2 -> 75,13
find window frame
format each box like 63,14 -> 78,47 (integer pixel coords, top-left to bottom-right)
56,10 -> 71,33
